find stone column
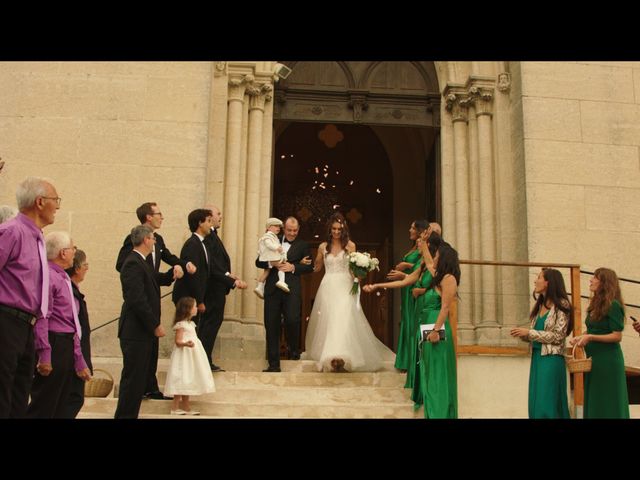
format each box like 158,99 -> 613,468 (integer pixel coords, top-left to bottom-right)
466,101 -> 482,329
444,87 -> 475,344
471,83 -> 501,343
242,81 -> 272,319
222,73 -> 249,318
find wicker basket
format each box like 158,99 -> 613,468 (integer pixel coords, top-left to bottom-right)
84,368 -> 114,397
565,344 -> 592,373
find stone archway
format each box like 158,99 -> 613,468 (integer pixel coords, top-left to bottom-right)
272,61 -> 441,348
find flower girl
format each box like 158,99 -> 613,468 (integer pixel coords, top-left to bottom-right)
164,297 -> 215,415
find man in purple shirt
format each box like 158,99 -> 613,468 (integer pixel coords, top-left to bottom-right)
0,177 -> 59,418
27,231 -> 91,418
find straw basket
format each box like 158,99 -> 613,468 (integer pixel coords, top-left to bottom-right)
565,344 -> 592,373
84,368 -> 114,397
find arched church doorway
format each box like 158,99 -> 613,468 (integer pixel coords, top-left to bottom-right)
272,61 -> 441,354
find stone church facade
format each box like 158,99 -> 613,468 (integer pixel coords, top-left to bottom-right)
1,61 -> 638,367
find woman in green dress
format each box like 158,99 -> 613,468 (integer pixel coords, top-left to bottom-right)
365,232 -> 459,419
571,268 -> 629,419
510,268 -> 572,419
387,220 -> 427,372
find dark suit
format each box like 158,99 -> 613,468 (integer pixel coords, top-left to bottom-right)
61,281 -> 92,418
114,251 -> 161,419
172,234 -> 210,306
115,230 -> 176,395
256,236 -> 313,368
202,228 -> 235,366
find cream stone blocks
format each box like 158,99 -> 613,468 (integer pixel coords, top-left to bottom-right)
0,61 -> 212,357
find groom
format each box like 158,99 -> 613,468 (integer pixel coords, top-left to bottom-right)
256,216 -> 313,372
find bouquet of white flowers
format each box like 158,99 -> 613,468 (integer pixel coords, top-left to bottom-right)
347,251 -> 380,295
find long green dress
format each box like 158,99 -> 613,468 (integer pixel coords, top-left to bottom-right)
528,312 -> 570,419
394,249 -> 422,370
404,268 -> 432,389
584,300 -> 629,419
411,288 -> 457,419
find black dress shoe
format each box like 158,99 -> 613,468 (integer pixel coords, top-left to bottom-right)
290,353 -> 301,360
262,366 -> 281,372
144,391 -> 173,400
210,364 -> 225,372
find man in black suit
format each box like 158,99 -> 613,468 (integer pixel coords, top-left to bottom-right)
202,205 -> 247,372
114,225 -> 168,419
256,216 -> 313,372
172,209 -> 212,314
115,202 -> 195,400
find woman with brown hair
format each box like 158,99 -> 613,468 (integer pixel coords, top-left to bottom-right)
570,268 -> 629,418
510,268 -> 572,418
302,212 -> 394,372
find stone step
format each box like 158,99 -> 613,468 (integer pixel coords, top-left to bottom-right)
80,397 -> 420,419
92,358 -> 404,387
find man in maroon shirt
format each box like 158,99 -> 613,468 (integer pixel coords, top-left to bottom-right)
0,177 -> 59,418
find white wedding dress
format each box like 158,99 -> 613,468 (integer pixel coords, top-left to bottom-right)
302,250 -> 395,372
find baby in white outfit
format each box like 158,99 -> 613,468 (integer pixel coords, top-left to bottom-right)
254,217 -> 289,299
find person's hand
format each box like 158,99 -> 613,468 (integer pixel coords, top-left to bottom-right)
412,287 -> 426,299
277,246 -> 284,253
37,362 -> 53,376
363,284 -> 376,293
395,261 -> 412,271
300,256 -> 312,265
234,279 -> 248,289
184,340 -> 195,348
173,265 -> 184,279
277,262 -> 295,273
386,269 -> 405,281
77,368 -> 91,381
228,272 -> 240,281
427,330 -> 440,344
186,262 -> 197,274
197,303 -> 206,313
570,334 -> 590,347
510,327 -> 530,338
154,325 -> 166,338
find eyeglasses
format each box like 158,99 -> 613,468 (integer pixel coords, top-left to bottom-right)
41,196 -> 62,207
63,246 -> 77,252
150,212 -> 163,216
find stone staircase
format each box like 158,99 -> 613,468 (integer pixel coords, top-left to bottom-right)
78,357 -> 420,419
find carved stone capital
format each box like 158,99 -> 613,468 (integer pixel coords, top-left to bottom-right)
214,62 -> 227,77
246,82 -> 273,111
468,86 -> 494,117
466,76 -> 496,117
347,91 -> 369,123
497,72 -> 511,93
443,86 -> 470,123
228,74 -> 250,102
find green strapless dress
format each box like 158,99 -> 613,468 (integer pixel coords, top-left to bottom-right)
394,249 -> 422,370
411,288 -> 457,419
404,268 -> 431,389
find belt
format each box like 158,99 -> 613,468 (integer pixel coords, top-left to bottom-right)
49,331 -> 74,338
0,304 -> 37,326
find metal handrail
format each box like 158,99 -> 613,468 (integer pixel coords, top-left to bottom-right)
90,290 -> 173,333
580,269 -> 640,286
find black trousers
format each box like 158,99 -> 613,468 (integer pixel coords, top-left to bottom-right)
199,284 -> 227,366
62,374 -> 86,418
27,332 -> 75,418
115,338 -> 153,419
144,337 -> 160,394
0,312 -> 35,418
264,288 -> 302,368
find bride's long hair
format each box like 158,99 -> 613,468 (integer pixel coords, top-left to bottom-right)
325,212 -> 350,252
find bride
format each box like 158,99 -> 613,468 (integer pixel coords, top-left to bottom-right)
302,212 -> 395,372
